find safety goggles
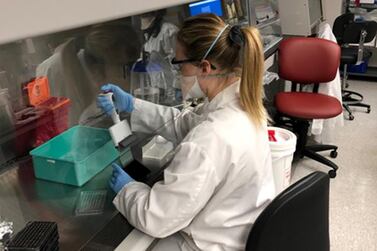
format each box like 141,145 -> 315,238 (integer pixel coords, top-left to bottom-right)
171,58 -> 217,70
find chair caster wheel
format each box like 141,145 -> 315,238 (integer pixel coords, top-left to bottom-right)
330,150 -> 338,158
348,114 -> 354,120
328,170 -> 337,178
367,108 -> 371,113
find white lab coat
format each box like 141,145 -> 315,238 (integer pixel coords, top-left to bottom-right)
36,38 -> 96,126
311,23 -> 344,143
113,81 -> 275,251
36,40 -> 127,126
144,22 -> 178,60
143,22 -> 179,98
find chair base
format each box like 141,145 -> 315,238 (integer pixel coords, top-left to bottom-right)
341,65 -> 372,120
343,90 -> 363,103
303,146 -> 338,178
342,90 -> 371,120
291,120 -> 338,178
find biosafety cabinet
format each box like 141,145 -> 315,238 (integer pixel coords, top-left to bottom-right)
0,0 -> 282,56
0,0 -> 282,162
0,1 -> 282,250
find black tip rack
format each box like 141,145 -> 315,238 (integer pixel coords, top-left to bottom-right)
6,221 -> 59,251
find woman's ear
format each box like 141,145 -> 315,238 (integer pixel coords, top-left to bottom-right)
199,60 -> 212,75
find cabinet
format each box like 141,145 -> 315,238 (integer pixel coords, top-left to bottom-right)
248,0 -> 283,56
277,0 -> 324,36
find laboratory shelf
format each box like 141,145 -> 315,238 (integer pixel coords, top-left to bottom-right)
257,16 -> 280,29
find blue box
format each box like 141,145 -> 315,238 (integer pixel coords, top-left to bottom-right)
189,0 -> 223,17
348,60 -> 368,73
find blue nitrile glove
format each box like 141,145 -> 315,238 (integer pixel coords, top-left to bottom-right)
109,163 -> 134,193
97,83 -> 134,115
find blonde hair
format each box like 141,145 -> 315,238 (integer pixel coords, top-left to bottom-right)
177,14 -> 266,126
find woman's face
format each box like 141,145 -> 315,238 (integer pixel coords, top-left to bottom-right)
175,42 -> 201,77
175,41 -> 235,101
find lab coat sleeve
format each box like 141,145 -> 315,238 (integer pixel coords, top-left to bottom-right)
112,142 -> 219,238
130,98 -> 202,143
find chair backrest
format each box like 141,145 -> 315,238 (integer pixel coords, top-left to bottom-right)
245,171 -> 330,251
278,37 -> 340,84
333,13 -> 377,44
333,12 -> 354,44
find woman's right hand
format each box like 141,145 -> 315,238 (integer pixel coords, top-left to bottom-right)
97,83 -> 135,115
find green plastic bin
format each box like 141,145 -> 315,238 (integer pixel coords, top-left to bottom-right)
30,125 -> 119,186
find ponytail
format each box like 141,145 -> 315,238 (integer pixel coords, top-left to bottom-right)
177,14 -> 267,126
239,27 -> 267,127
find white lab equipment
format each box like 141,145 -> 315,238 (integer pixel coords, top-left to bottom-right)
278,0 -> 324,36
133,88 -> 160,104
263,71 -> 279,85
100,92 -> 132,147
113,81 -> 275,250
255,3 -> 277,24
142,135 -> 174,170
360,0 -> 374,4
268,126 -> 297,195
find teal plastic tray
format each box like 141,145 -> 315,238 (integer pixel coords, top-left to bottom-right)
30,125 -> 119,186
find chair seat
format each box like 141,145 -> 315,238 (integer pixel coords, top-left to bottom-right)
341,47 -> 372,65
276,92 -> 342,119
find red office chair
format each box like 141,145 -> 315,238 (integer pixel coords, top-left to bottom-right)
275,37 -> 342,178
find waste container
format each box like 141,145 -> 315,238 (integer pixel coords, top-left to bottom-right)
23,77 -> 70,146
268,127 -> 297,195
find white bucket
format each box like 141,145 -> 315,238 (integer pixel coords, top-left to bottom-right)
268,126 -> 297,195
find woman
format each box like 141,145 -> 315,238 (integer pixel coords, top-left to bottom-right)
139,9 -> 179,104
36,22 -> 141,126
97,14 -> 275,251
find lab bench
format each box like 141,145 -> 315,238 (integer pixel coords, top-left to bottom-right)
0,133 -> 165,251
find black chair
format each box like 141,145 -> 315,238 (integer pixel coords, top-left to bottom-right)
245,171 -> 330,251
333,13 -> 377,120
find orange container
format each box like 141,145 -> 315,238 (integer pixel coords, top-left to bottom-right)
24,76 -> 51,106
24,77 -> 71,146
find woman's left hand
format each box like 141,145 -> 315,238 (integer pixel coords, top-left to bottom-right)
109,163 -> 134,193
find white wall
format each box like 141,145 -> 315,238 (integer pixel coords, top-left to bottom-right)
323,0 -> 344,28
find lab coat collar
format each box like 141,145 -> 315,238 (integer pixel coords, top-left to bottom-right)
205,79 -> 241,113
